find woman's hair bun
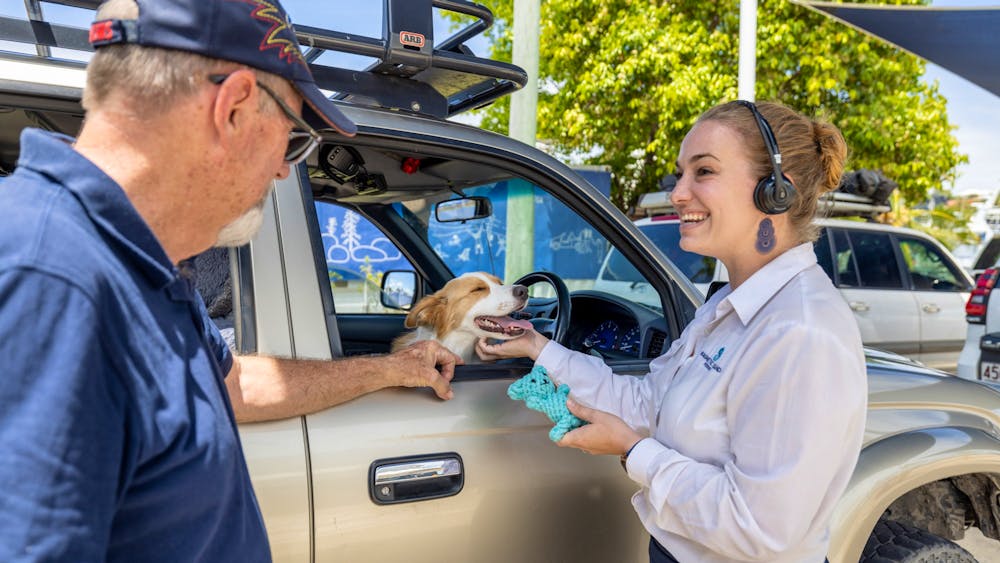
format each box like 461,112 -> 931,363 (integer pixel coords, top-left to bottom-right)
813,121 -> 848,195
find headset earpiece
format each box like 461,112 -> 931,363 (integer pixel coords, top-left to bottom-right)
735,100 -> 797,215
753,172 -> 795,215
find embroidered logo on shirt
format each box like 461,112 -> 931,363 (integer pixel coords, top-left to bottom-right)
700,347 -> 725,373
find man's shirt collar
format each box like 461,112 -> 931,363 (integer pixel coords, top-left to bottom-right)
17,128 -> 176,289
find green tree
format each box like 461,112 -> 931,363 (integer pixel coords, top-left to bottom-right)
451,0 -> 966,213
884,190 -> 979,250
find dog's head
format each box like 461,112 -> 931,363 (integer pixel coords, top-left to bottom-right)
404,272 -> 531,340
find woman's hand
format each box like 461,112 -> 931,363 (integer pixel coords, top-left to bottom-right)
475,328 -> 549,361
558,399 -> 642,456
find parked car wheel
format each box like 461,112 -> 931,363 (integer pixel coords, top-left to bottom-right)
861,519 -> 976,562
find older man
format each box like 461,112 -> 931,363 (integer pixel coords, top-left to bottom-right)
0,0 -> 459,560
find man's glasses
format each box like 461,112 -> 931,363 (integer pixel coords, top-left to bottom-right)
209,74 -> 321,165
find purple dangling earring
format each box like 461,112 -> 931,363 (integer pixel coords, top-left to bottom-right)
756,218 -> 776,254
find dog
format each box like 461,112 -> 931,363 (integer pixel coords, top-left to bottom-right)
391,272 -> 532,363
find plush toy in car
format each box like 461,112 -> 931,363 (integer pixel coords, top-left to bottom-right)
507,365 -> 585,442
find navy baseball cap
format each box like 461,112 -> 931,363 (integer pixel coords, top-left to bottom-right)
88,0 -> 356,136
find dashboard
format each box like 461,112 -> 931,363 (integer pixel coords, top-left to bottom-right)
581,320 -> 641,355
567,291 -> 670,359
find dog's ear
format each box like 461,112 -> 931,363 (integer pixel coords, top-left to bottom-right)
405,295 -> 443,329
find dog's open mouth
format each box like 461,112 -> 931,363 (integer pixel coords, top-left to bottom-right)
475,315 -> 533,337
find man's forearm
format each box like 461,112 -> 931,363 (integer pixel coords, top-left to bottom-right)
227,355 -> 392,423
226,341 -> 459,423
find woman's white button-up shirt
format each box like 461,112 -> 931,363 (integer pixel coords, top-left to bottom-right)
537,243 -> 867,563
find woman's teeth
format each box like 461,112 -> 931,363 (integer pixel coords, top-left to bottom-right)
681,213 -> 707,223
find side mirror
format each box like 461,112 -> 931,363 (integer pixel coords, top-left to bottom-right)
381,270 -> 417,310
435,197 -> 492,223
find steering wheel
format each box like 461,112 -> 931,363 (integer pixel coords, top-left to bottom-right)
513,271 -> 572,345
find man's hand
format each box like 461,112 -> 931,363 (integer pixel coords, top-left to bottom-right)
475,328 -> 549,362
558,399 -> 642,456
387,340 -> 463,400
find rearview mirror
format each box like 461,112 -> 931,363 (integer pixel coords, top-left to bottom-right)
435,197 -> 492,223
381,270 -> 417,310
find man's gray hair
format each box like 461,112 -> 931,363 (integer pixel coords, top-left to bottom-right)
82,0 -> 284,116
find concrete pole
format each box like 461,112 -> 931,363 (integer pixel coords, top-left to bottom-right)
738,0 -> 757,102
505,0 -> 540,281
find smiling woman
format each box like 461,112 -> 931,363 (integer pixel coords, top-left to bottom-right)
477,99 -> 868,563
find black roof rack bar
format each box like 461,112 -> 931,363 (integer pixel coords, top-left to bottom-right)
24,0 -> 49,57
3,0 -> 526,118
39,0 -> 100,9
302,47 -> 324,64
0,16 -> 91,52
449,79 -> 520,114
294,25 -> 386,59
432,0 -> 492,53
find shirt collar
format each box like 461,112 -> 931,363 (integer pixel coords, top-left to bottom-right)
719,242 -> 817,326
17,128 -> 176,289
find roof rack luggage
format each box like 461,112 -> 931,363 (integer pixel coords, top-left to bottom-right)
0,0 -> 526,119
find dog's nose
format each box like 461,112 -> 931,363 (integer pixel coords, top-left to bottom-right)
513,285 -> 528,300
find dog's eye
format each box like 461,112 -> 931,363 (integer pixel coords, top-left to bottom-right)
473,287 -> 487,293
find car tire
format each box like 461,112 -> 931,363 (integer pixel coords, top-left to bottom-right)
861,519 -> 977,562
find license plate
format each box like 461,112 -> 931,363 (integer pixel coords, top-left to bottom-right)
980,361 -> 1000,382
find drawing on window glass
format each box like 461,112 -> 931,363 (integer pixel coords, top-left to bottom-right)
320,211 -> 405,274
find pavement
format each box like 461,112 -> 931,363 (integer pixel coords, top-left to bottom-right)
958,528 -> 1000,561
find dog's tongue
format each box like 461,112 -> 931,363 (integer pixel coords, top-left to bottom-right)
479,315 -> 533,335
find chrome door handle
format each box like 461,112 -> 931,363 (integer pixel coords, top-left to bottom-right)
922,303 -> 941,314
849,301 -> 870,312
370,453 -> 464,504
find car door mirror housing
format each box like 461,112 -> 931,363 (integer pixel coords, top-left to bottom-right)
381,270 -> 417,310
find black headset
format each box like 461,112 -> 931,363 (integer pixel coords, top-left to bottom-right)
735,100 -> 796,215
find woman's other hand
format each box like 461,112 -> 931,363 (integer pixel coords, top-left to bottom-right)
559,399 -> 642,456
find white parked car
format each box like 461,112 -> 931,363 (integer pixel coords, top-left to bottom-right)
597,215 -> 972,372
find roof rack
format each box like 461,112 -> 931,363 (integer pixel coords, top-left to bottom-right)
0,0 -> 526,119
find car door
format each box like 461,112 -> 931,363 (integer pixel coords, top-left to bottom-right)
253,139 -> 696,562
236,175 -> 330,563
825,227 -> 921,360
896,235 -> 972,371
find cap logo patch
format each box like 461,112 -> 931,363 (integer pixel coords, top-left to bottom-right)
399,31 -> 425,48
89,20 -> 115,44
234,0 -> 307,68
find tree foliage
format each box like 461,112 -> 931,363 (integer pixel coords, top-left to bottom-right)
452,0 -> 967,213
883,191 -> 979,250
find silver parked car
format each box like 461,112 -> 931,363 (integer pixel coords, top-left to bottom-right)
2,2 -> 1000,561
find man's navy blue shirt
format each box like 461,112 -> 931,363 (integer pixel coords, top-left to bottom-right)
0,129 -> 270,561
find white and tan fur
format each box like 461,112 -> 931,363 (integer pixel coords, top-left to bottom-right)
391,272 -> 530,363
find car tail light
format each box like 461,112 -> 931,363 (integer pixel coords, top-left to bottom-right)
966,268 -> 1000,323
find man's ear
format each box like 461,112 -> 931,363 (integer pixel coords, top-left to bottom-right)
210,69 -> 257,145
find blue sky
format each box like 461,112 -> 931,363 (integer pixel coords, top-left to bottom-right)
1,0 -> 996,195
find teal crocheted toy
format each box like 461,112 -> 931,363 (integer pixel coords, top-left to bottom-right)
507,365 -> 585,442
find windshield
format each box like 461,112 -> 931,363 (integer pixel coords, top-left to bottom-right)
600,221 -> 715,284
